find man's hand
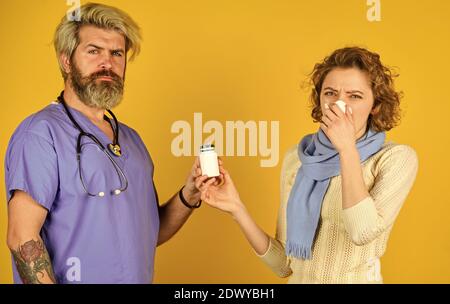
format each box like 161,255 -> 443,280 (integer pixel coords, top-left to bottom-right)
157,157 -> 223,245
182,157 -> 223,206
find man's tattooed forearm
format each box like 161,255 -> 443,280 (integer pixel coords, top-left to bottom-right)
11,239 -> 56,284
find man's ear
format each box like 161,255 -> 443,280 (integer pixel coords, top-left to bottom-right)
60,53 -> 71,74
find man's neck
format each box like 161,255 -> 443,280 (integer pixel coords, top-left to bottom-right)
63,86 -> 105,125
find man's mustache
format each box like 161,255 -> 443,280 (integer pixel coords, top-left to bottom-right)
87,70 -> 122,83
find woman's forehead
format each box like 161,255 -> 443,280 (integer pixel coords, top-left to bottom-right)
323,68 -> 371,90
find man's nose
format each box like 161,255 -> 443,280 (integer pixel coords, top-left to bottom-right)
99,53 -> 113,70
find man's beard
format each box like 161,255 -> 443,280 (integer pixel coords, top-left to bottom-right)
69,59 -> 124,110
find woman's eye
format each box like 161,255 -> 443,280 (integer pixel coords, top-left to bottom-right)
324,91 -> 335,96
350,94 -> 363,99
112,51 -> 122,57
88,50 -> 98,54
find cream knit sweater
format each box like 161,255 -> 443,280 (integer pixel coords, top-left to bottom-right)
258,141 -> 418,283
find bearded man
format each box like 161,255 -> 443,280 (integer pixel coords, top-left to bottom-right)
4,3 -> 215,284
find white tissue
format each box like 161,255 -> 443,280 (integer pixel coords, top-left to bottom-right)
335,100 -> 346,113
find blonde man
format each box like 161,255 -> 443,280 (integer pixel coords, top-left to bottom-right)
5,3 -> 214,284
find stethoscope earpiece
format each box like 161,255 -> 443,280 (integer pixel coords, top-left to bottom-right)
97,189 -> 121,198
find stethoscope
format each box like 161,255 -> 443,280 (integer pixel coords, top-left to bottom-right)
57,91 -> 128,197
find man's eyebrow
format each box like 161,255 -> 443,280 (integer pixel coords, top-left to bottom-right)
111,49 -> 125,54
86,44 -> 104,50
86,44 -> 124,52
85,44 -> 125,54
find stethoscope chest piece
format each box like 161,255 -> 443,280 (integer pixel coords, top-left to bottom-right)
108,143 -> 122,157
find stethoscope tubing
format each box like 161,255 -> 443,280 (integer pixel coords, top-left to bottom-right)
57,91 -> 128,196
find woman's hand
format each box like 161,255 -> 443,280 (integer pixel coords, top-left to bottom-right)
196,162 -> 271,255
196,166 -> 245,217
320,103 -> 357,153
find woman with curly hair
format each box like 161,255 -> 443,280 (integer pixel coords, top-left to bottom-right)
198,47 -> 418,283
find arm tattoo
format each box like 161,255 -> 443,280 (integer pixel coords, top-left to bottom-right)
11,239 -> 57,284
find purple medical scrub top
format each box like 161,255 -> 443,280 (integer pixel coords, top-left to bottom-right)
4,101 -> 160,284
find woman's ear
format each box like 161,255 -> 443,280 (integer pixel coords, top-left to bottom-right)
371,103 -> 381,115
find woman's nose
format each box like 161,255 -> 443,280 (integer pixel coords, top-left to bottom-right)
337,91 -> 346,102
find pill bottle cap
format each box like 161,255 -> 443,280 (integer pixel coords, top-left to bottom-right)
200,144 -> 215,153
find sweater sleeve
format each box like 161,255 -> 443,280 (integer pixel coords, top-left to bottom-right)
342,145 -> 419,246
256,145 -> 299,277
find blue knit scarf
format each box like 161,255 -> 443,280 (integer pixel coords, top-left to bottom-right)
285,128 -> 385,259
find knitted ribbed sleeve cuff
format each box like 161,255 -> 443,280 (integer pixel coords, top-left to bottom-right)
342,196 -> 385,246
255,237 -> 292,278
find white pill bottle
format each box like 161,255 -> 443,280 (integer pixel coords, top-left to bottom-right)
199,144 -> 220,177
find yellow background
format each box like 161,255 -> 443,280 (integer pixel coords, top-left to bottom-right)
1,0 -> 449,283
